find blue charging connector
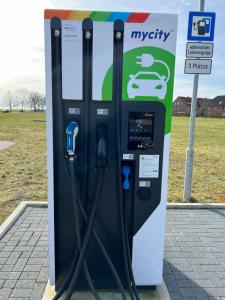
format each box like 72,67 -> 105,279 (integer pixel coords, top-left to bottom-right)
122,165 -> 132,190
66,121 -> 79,156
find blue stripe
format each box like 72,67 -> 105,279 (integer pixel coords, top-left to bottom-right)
107,12 -> 130,22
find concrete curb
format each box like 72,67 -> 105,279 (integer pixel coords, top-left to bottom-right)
0,201 -> 48,240
167,203 -> 225,209
42,280 -> 171,300
2,201 -> 225,240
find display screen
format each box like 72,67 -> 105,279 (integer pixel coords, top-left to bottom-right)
128,112 -> 154,150
129,118 -> 153,133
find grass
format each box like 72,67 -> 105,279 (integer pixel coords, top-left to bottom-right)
0,112 -> 47,224
0,112 -> 225,224
168,116 -> 225,203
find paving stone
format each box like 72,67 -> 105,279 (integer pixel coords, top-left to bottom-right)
1,264 -> 14,272
12,258 -> 28,272
0,280 -> 5,289
0,251 -> 11,258
27,257 -> 45,265
30,283 -> 46,300
0,288 -> 12,299
0,257 -> 8,264
37,267 -> 49,283
3,280 -> 17,288
15,279 -> 35,289
165,209 -> 225,300
10,288 -> 32,298
0,272 -> 21,280
23,264 -> 42,272
9,298 -> 30,300
19,271 -> 39,280
20,251 -> 32,258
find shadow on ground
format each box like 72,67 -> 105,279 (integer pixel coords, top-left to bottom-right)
164,260 -> 219,300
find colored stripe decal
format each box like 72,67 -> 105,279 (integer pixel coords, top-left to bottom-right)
72,10 -> 92,20
90,11 -> 111,21
107,12 -> 130,22
44,9 -> 150,23
126,13 -> 150,23
44,9 -> 72,20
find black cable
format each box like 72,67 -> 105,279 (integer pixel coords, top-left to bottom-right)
65,169 -> 105,300
52,250 -> 78,300
50,18 -> 80,300
123,191 -> 140,300
113,23 -> 135,300
69,159 -> 101,300
75,181 -> 127,300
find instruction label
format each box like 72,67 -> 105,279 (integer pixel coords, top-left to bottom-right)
62,22 -> 82,41
139,155 -> 159,178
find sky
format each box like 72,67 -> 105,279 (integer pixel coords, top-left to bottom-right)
0,0 -> 224,104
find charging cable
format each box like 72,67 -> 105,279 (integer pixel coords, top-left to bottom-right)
122,166 -> 140,300
136,53 -> 170,83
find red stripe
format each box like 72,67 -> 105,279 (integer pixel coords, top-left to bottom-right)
44,9 -> 72,20
126,13 -> 150,23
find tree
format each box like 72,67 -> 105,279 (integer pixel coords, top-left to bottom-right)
3,90 -> 14,112
29,92 -> 45,111
15,88 -> 29,112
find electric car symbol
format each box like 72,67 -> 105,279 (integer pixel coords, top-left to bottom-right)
127,71 -> 167,100
193,18 -> 211,36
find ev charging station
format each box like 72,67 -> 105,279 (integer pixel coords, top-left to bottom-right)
44,9 -> 177,299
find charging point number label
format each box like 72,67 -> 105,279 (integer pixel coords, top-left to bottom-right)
139,155 -> 159,178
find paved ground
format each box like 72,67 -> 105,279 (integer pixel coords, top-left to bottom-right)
1,207 -> 225,299
0,207 -> 48,300
0,141 -> 15,151
165,209 -> 225,300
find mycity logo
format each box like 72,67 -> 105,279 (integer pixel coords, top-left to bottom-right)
131,29 -> 171,42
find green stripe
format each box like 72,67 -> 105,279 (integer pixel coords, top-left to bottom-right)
90,11 -> 111,21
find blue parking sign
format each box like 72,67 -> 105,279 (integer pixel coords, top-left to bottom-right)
187,12 -> 216,41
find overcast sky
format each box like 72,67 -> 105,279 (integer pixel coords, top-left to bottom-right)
0,0 -> 224,102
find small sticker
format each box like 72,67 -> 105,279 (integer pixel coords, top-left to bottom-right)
123,154 -> 134,160
139,181 -> 151,187
139,155 -> 159,178
97,109 -> 108,115
69,107 -> 80,115
62,22 -> 82,41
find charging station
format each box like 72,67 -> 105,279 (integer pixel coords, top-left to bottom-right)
44,9 -> 177,300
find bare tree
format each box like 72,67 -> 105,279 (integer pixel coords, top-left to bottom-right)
39,95 -> 46,111
29,92 -> 45,111
15,88 -> 29,112
4,90 -> 14,112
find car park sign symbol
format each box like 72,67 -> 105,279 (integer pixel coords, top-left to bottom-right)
187,12 -> 216,41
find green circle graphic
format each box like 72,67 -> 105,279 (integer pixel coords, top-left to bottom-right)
102,46 -> 175,134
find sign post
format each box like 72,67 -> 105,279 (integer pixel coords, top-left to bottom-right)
184,0 -> 216,202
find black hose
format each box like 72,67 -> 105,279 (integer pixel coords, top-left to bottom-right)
65,169 -> 105,300
113,26 -> 135,300
75,181 -> 127,300
123,191 -> 140,300
52,250 -> 78,300
69,159 -> 101,300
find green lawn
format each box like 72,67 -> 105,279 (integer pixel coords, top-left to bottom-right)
0,112 -> 47,224
169,116 -> 225,203
0,112 -> 225,224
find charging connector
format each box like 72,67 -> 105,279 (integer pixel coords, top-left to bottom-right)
66,121 -> 79,157
122,165 -> 132,190
96,123 -> 108,169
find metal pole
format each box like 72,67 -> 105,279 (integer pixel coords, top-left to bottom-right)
183,0 -> 205,201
